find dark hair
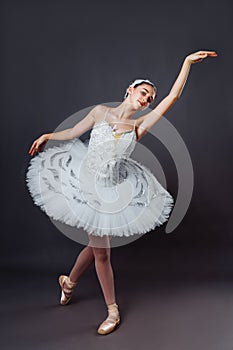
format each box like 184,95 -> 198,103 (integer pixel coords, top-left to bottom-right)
134,81 -> 156,91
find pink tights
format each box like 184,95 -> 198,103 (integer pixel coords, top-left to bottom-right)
68,237 -> 116,306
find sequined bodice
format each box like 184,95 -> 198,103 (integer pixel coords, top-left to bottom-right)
84,119 -> 137,186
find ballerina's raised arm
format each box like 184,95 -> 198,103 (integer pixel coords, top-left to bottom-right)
135,50 -> 217,141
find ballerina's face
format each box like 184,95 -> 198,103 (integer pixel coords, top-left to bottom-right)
127,83 -> 156,110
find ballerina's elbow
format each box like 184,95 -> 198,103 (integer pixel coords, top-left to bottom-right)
67,128 -> 77,140
169,92 -> 179,103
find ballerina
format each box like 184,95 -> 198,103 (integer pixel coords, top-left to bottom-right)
27,50 -> 217,335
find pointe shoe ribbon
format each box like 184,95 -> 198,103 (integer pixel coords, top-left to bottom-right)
98,303 -> 120,335
58,275 -> 77,305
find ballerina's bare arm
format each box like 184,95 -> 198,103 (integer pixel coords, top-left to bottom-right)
29,106 -> 100,156
137,50 -> 217,139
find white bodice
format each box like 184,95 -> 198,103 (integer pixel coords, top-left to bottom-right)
84,119 -> 137,186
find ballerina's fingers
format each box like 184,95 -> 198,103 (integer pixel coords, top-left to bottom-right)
208,52 -> 218,57
198,51 -> 217,60
196,50 -> 216,55
199,50 -> 218,56
29,142 -> 36,155
29,140 -> 40,156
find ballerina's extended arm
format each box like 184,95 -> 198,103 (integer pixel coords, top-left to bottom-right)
28,106 -> 101,156
137,50 -> 217,139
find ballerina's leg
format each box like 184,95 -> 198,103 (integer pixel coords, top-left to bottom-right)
69,246 -> 95,283
89,235 -> 121,334
58,246 -> 94,304
89,235 -> 116,305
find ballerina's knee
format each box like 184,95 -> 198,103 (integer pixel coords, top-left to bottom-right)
93,248 -> 110,264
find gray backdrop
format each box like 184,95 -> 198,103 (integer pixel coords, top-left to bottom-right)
1,0 -> 233,349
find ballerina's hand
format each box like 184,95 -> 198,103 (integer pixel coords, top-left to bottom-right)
29,135 -> 48,156
186,50 -> 218,64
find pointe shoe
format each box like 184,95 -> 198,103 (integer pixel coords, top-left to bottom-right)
58,275 -> 77,305
97,303 -> 121,335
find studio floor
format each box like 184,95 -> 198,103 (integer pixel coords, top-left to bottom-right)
3,241 -> 233,350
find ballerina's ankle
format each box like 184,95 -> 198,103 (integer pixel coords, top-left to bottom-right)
65,277 -> 77,288
97,303 -> 120,335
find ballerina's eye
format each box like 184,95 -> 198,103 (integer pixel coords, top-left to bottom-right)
147,96 -> 153,103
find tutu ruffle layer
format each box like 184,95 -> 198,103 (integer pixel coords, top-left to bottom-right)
26,137 -> 173,237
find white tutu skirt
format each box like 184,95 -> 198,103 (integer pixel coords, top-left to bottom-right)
26,138 -> 174,238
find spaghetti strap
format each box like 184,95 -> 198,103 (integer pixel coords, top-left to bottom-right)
103,107 -> 108,121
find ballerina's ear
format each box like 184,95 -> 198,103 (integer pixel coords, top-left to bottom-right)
127,85 -> 134,96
